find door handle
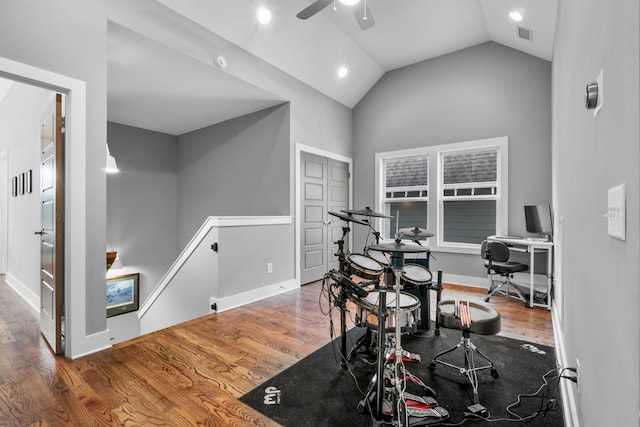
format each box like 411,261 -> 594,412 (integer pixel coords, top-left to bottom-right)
324,220 -> 332,225
34,230 -> 45,235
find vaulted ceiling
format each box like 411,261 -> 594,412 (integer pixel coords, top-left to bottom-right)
108,0 -> 558,135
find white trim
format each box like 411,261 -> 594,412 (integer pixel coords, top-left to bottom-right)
210,279 -> 299,313
0,150 -> 6,273
209,216 -> 291,227
4,273 -> 39,313
138,216 -> 292,318
442,273 -> 490,289
375,137 -> 508,253
0,56 -> 111,359
552,305 -> 579,427
295,143 -> 353,285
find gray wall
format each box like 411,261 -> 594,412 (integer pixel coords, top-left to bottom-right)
177,103 -> 290,248
107,103 -> 290,291
552,0 -> 639,425
353,42 -> 552,280
106,122 -> 179,301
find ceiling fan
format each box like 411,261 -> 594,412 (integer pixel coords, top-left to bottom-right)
296,0 -> 375,30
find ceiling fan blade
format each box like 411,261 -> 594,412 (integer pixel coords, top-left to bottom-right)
353,2 -> 375,30
297,0 -> 334,20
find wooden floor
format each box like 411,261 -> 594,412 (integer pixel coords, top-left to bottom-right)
0,277 -> 553,426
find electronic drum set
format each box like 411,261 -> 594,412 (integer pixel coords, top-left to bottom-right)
325,207 -> 449,426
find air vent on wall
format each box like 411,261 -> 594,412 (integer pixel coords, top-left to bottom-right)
518,26 -> 533,42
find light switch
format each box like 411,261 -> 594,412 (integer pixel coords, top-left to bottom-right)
607,183 -> 626,241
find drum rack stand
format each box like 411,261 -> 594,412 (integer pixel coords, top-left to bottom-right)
360,249 -> 448,426
333,225 -> 368,369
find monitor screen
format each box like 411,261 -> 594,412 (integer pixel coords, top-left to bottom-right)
524,205 -> 553,237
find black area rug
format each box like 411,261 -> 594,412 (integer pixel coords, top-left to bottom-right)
240,328 -> 564,426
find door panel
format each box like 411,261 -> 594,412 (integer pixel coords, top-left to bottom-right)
300,153 -> 350,284
39,93 -> 64,354
327,159 -> 349,271
300,153 -> 326,284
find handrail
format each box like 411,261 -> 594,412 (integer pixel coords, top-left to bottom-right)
137,216 -> 291,319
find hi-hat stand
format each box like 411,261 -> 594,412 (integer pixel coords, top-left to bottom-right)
364,240 -> 448,426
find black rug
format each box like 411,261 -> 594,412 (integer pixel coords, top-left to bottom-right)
240,328 -> 564,426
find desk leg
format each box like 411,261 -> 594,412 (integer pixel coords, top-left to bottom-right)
528,249 -> 535,308
546,247 -> 552,310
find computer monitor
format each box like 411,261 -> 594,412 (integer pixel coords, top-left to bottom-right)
524,205 -> 553,238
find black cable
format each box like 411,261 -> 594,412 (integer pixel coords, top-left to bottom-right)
420,367 -> 568,426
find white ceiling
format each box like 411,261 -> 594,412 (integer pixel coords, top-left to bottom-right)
108,0 -> 558,135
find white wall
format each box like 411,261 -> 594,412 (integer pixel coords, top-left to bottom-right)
552,0 -> 640,425
0,81 -> 53,310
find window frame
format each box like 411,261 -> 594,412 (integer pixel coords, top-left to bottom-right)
374,137 -> 508,255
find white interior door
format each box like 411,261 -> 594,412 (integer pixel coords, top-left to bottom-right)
300,152 -> 349,284
39,93 -> 64,354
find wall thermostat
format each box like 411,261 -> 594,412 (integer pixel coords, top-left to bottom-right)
584,81 -> 598,109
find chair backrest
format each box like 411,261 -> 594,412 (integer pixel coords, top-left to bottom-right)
480,240 -> 510,263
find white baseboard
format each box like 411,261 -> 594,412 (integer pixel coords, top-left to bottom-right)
5,273 -> 39,313
442,273 -> 489,289
68,330 -> 112,359
552,305 -> 579,427
210,279 -> 300,314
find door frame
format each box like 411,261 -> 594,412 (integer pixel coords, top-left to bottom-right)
295,143 -> 353,285
0,56 -> 106,358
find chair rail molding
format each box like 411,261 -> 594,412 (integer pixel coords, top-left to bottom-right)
138,216 -> 292,319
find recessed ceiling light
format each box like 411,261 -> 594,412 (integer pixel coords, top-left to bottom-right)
339,0 -> 361,6
509,10 -> 524,22
257,7 -> 272,24
337,66 -> 349,78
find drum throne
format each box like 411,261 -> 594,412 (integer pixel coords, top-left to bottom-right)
429,300 -> 501,405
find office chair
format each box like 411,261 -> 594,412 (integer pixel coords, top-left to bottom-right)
481,240 -> 528,303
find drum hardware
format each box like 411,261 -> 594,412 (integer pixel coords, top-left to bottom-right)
355,290 -> 421,334
324,223 -> 448,424
329,270 -> 367,299
366,247 -> 390,268
400,264 -> 432,289
397,227 -> 435,239
328,210 -> 369,227
346,253 -> 384,281
328,221 -> 355,369
369,240 -> 432,254
354,242 -> 448,426
341,206 -> 392,219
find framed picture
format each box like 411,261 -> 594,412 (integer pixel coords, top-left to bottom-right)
26,169 -> 32,193
11,176 -> 17,197
106,273 -> 140,317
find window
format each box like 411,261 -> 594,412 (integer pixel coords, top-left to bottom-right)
440,149 -> 498,245
382,155 -> 428,235
375,137 -> 507,253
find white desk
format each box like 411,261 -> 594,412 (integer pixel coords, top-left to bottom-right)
487,236 -> 553,310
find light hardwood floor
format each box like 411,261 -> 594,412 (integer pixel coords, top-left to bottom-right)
0,277 -> 552,426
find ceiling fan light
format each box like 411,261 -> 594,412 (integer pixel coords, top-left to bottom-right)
339,0 -> 361,6
337,66 -> 349,78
